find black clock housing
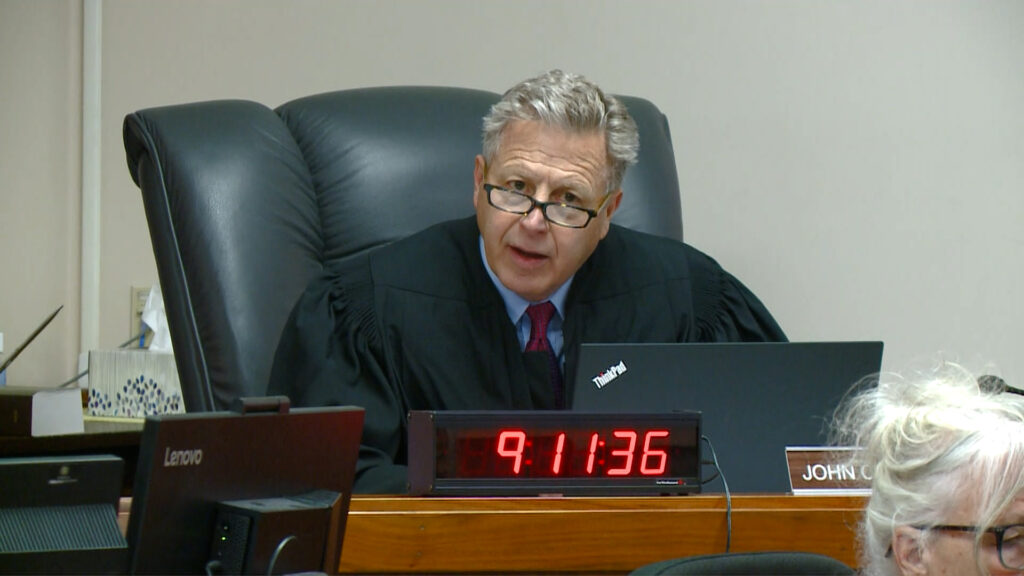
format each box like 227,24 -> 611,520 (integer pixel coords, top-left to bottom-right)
407,410 -> 701,496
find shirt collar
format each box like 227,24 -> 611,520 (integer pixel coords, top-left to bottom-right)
479,236 -> 572,323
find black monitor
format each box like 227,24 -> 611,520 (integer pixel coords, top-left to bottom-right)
126,400 -> 363,574
0,454 -> 127,574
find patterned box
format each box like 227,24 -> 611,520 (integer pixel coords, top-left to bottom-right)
87,349 -> 184,417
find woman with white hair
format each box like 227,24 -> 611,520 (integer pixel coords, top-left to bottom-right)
832,362 -> 1024,576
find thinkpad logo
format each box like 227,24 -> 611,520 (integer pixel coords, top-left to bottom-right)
591,360 -> 627,389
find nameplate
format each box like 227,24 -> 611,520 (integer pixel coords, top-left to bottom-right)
785,447 -> 872,495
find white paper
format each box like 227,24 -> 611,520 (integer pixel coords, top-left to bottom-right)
141,284 -> 174,353
31,388 -> 85,436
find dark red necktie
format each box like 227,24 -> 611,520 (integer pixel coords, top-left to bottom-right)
525,302 -> 563,408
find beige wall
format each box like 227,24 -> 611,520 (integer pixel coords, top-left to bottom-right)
2,0 -> 1023,388
1,0 -> 81,386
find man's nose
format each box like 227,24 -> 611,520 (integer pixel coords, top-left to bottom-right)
520,203 -> 549,229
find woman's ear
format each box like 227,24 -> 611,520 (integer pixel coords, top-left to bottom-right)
892,526 -> 928,575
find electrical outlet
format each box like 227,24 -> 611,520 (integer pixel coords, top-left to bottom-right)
131,286 -> 152,344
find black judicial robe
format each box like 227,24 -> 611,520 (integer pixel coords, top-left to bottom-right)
269,216 -> 786,493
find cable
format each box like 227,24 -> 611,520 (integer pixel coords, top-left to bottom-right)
57,370 -> 89,388
204,559 -> 223,575
266,534 -> 297,575
56,330 -> 148,388
119,330 -> 147,349
701,434 -> 732,553
700,467 -> 720,485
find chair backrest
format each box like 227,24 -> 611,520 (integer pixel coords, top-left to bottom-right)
629,551 -> 856,575
123,86 -> 683,412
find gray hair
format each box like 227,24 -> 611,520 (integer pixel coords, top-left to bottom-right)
482,70 -> 639,193
831,362 -> 1024,576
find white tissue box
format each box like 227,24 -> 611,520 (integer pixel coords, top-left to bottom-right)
87,349 -> 185,417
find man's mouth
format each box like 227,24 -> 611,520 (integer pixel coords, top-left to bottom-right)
511,246 -> 548,263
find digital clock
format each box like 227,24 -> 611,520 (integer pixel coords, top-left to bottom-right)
407,411 -> 702,496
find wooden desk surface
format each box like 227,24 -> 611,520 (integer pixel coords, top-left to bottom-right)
35,425 -> 864,573
0,416 -> 143,455
111,493 -> 864,574
337,494 -> 866,574
1,417 -> 143,495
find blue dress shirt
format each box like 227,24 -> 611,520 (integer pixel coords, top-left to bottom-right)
479,237 -> 570,367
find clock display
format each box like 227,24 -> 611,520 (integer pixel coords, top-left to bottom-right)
408,411 -> 702,496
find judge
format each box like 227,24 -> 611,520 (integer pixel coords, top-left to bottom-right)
269,70 -> 786,493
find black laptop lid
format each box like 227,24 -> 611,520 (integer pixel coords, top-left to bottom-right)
571,341 -> 883,493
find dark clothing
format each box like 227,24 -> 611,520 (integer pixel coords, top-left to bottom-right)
268,217 -> 786,493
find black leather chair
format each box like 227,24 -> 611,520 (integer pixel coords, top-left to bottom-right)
629,551 -> 856,575
123,86 -> 683,412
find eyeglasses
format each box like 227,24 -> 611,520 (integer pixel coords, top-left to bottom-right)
483,184 -> 610,229
915,524 -> 1024,570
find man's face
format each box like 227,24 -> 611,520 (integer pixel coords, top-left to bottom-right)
473,120 -> 622,302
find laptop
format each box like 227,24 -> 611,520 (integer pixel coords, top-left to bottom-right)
571,341 -> 883,493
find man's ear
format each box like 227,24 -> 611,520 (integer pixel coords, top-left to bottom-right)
892,526 -> 928,576
603,189 -> 623,219
473,155 -> 486,210
595,190 -> 623,239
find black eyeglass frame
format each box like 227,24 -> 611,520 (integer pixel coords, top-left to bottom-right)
894,523 -> 1024,570
482,184 -> 611,229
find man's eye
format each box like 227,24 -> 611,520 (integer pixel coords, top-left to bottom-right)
561,192 -> 581,205
509,180 -> 527,191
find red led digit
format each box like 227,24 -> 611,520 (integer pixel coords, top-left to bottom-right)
497,430 -> 526,474
552,432 -> 566,474
586,433 -> 599,474
606,430 -> 638,476
640,429 -> 670,475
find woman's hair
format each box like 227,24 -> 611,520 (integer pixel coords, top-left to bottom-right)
831,362 -> 1024,576
481,69 -> 639,193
